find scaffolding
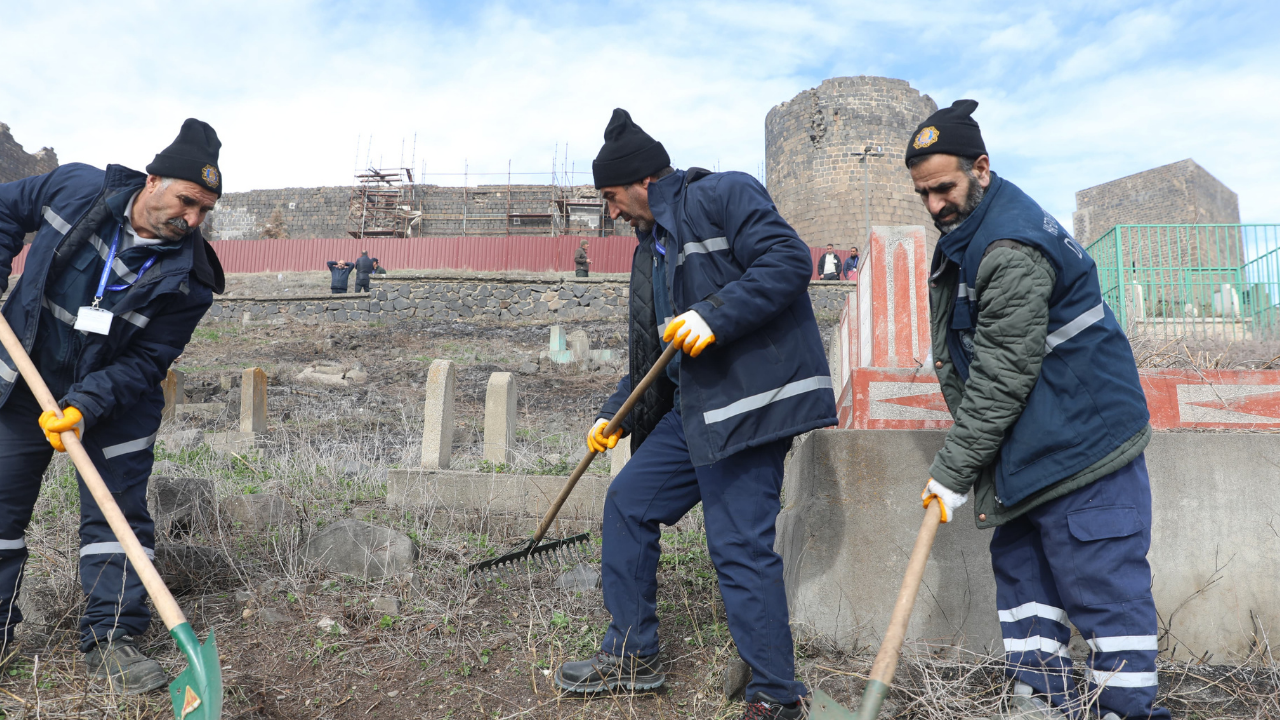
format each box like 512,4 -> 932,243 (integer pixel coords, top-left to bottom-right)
348,167 -> 415,238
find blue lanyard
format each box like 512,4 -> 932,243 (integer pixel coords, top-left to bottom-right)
92,224 -> 157,308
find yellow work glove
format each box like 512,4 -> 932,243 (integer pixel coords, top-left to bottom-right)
38,406 -> 84,453
587,418 -> 624,453
921,478 -> 967,523
663,310 -> 715,358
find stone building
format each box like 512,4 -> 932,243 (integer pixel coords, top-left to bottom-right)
765,76 -> 938,251
0,123 -> 58,184
1072,159 -> 1240,245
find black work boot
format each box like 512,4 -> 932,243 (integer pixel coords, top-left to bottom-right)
741,691 -> 807,719
554,651 -> 665,693
85,637 -> 168,695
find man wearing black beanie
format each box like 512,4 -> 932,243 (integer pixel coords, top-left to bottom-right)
0,119 -> 225,695
555,109 -> 836,720
909,101 -> 1168,720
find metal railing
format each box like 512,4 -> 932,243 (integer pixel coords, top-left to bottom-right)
1084,224 -> 1280,342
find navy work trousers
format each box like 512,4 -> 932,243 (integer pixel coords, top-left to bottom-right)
991,454 -> 1169,719
600,409 -> 805,703
0,381 -> 155,651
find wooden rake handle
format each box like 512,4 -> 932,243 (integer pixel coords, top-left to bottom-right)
853,501 -> 943,720
0,314 -> 187,631
529,341 -> 680,545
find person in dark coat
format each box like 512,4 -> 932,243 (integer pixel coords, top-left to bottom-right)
843,245 -> 859,280
353,251 -> 374,292
574,238 -> 591,277
0,119 -> 226,694
817,243 -> 841,280
326,259 -> 354,293
553,109 -> 836,720
371,258 -> 387,274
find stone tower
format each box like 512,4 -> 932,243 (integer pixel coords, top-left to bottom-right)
765,77 -> 938,251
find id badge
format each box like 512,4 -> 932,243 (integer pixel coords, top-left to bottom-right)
74,306 -> 114,335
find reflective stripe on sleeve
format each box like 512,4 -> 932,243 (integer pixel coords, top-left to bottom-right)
1087,669 -> 1158,688
41,296 -> 80,326
0,536 -> 26,550
1003,635 -> 1070,657
79,542 -> 155,559
676,236 -> 729,266
42,206 -> 71,235
1045,303 -> 1105,352
703,375 -> 832,425
0,358 -> 16,383
1085,635 -> 1159,653
101,433 -> 157,459
997,601 -> 1069,625
118,310 -> 150,329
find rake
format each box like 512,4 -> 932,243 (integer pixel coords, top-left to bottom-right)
469,342 -> 679,579
0,314 -> 221,720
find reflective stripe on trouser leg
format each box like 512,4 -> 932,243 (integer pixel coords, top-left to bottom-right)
990,516 -> 1079,713
0,383 -> 58,641
1012,455 -> 1170,720
76,471 -> 156,651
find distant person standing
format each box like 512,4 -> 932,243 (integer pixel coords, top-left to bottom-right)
843,246 -> 860,281
353,251 -> 374,293
372,258 -> 387,274
326,260 -> 354,293
574,238 -> 592,277
818,243 -> 841,280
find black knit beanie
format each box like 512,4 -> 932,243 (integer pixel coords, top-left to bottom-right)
146,118 -> 223,196
592,109 -> 670,188
904,100 -> 987,167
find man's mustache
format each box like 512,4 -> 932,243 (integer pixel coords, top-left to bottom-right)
165,217 -> 190,233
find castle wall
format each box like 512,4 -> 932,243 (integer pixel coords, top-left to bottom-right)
0,123 -> 58,185
1072,159 -> 1240,245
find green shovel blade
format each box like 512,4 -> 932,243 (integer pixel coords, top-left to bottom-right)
167,624 -> 222,720
808,688 -> 859,719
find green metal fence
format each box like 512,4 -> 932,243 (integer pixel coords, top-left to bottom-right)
1084,224 -> 1280,342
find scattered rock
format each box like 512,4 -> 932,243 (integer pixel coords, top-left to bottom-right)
371,596 -> 401,615
234,590 -> 254,607
297,364 -> 348,386
554,563 -> 601,592
517,361 -> 538,375
241,608 -> 255,620
301,519 -> 418,579
221,494 -> 296,532
258,607 -> 291,625
150,460 -> 181,477
723,657 -> 752,700
258,578 -> 283,596
317,616 -> 347,634
399,572 -> 424,595
345,364 -> 369,385
147,477 -> 215,537
156,429 -> 204,452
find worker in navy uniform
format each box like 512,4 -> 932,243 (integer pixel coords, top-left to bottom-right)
909,100 -> 1169,720
554,109 -> 836,720
0,119 -> 225,694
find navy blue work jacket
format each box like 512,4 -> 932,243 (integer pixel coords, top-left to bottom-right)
0,163 -> 224,491
935,173 -> 1149,506
600,169 -> 837,466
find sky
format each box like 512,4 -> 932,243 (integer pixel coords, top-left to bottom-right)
2,0 -> 1278,234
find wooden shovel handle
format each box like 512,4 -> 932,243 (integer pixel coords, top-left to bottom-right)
530,342 -> 680,544
868,501 -> 943,684
0,314 -> 187,631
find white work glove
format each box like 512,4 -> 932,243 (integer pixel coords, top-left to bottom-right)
921,478 -> 968,523
662,310 -> 716,357
587,418 -> 624,453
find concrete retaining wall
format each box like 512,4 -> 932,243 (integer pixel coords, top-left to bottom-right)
775,429 -> 1280,664
207,274 -> 853,324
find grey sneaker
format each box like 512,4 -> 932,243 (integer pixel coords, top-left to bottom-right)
989,682 -> 1069,720
85,638 -> 168,695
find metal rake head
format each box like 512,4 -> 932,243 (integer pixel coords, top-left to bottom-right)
467,533 -> 592,581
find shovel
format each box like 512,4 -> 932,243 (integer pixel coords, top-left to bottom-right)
808,502 -> 944,720
0,314 -> 221,720
469,341 -> 680,578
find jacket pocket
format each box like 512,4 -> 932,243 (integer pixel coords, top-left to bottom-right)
1065,505 -> 1151,606
1001,385 -> 1083,474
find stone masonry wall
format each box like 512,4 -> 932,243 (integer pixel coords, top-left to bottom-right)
0,123 -> 58,184
206,274 -> 854,325
1072,159 -> 1240,245
207,184 -> 623,240
766,77 -> 939,253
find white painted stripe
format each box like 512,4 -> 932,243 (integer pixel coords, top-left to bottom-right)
1003,635 -> 1070,657
1088,669 -> 1159,688
0,537 -> 25,550
703,375 -> 833,425
1086,635 -> 1159,653
676,236 -> 729,266
102,433 -> 157,459
42,206 -> 71,234
42,296 -> 79,326
80,542 -> 155,560
118,310 -> 150,329
0,358 -> 16,383
1045,303 -> 1105,352
998,602 -> 1069,625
